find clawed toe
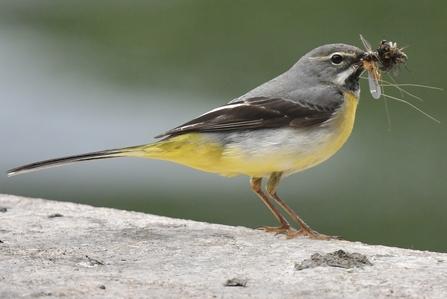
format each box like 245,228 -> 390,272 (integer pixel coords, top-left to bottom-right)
285,229 -> 340,240
255,225 -> 341,240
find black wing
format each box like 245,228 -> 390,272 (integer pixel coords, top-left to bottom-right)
155,95 -> 342,138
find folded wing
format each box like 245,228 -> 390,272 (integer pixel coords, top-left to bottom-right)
156,95 -> 342,138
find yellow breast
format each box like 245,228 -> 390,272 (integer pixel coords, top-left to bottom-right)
317,91 -> 358,163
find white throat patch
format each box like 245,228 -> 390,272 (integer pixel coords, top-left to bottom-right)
333,66 -> 355,86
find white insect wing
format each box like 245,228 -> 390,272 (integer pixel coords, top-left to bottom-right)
368,71 -> 381,99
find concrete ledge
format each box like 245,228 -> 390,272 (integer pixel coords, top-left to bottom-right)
1,194 -> 446,298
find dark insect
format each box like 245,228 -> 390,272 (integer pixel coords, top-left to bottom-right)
376,40 -> 408,76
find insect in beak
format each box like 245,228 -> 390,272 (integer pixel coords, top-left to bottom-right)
359,35 -> 409,100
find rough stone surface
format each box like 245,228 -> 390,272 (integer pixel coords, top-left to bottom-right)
1,194 -> 447,298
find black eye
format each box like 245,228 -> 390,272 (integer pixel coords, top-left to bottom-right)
330,54 -> 343,64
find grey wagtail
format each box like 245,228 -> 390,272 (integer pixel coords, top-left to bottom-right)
7,43 -> 366,240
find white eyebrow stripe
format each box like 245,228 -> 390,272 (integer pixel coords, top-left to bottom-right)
309,52 -> 359,62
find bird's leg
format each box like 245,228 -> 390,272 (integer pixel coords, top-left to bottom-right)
266,172 -> 338,240
250,177 -> 296,234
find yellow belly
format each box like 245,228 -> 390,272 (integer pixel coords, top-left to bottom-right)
135,92 -> 358,177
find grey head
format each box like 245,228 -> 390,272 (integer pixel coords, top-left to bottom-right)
237,44 -> 366,102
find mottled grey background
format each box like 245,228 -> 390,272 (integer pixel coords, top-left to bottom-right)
1,1 -> 446,252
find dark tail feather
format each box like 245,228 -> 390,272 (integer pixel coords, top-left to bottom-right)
7,148 -> 132,177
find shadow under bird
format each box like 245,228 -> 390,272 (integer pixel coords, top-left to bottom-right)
8,43 -> 369,240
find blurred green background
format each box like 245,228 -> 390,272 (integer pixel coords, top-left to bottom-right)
1,1 -> 446,252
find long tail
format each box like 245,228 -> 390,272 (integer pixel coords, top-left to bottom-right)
6,145 -> 145,177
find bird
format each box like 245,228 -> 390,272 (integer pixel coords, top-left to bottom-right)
7,43 -> 366,240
